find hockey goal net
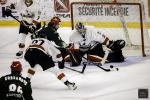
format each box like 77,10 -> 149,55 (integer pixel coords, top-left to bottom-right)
70,1 -> 150,57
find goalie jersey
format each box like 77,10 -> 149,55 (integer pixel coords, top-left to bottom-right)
69,26 -> 109,50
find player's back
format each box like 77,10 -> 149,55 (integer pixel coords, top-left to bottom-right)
0,74 -> 28,100
30,38 -> 51,54
29,38 -> 61,61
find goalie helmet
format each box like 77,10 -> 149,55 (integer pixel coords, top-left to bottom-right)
49,16 -> 61,30
10,61 -> 22,74
75,22 -> 86,35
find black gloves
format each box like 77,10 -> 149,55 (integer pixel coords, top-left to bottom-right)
28,25 -> 36,33
4,7 -> 12,17
107,40 -> 126,51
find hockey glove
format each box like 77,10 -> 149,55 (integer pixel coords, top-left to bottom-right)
58,61 -> 65,69
28,25 -> 36,33
107,40 -> 126,51
4,7 -> 12,17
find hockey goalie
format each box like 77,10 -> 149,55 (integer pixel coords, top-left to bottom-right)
65,22 -> 125,67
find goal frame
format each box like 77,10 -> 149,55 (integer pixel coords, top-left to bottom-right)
70,2 -> 145,57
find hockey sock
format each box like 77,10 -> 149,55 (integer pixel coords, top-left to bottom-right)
57,73 -> 67,82
27,68 -> 35,79
49,66 -> 67,83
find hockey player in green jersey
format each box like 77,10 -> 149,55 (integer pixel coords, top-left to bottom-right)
37,16 -> 68,68
39,16 -> 66,47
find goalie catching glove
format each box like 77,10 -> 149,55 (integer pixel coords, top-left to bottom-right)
107,40 -> 126,51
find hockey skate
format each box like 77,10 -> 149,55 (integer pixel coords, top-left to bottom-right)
16,51 -> 23,58
64,81 -> 77,90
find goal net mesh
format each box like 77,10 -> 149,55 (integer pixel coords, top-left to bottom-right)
70,0 -> 150,57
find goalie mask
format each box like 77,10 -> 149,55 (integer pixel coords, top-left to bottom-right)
75,22 -> 86,35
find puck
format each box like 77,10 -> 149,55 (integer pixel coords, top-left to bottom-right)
116,68 -> 119,71
110,65 -> 114,68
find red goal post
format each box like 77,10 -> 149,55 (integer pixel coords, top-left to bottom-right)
70,2 -> 148,57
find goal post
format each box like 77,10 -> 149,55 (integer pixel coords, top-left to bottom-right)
70,2 -> 150,57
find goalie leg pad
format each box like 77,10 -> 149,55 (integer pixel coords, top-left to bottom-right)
70,51 -> 84,66
64,54 -> 71,62
87,54 -> 108,63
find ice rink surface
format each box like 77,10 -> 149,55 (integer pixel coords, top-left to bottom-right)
0,27 -> 150,100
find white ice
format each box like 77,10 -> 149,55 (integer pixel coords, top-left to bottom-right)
0,27 -> 150,100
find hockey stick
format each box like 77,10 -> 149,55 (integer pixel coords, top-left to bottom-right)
83,49 -> 119,72
64,48 -> 118,73
65,62 -> 87,73
68,50 -> 79,65
63,48 -> 87,73
9,14 -> 21,23
9,14 -> 31,28
81,49 -> 114,72
9,14 -> 39,34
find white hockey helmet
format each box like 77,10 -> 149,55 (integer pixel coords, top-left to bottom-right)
75,22 -> 86,34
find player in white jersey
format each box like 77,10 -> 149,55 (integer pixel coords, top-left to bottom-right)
5,0 -> 41,57
24,33 -> 77,90
16,0 -> 41,57
67,22 -> 125,66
